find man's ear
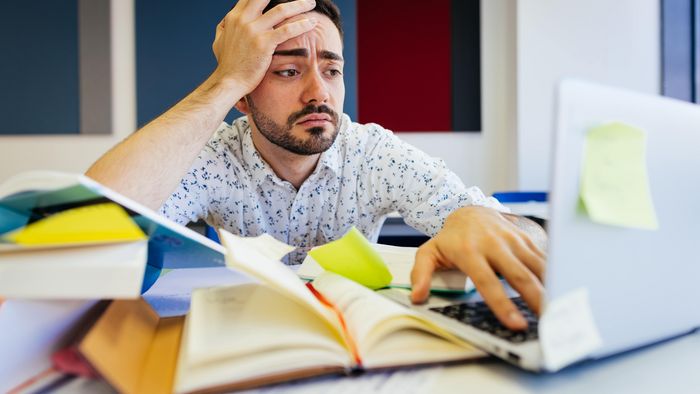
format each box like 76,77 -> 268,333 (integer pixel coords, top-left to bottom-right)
234,97 -> 250,114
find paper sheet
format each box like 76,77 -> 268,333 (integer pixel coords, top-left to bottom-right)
238,366 -> 441,394
2,202 -> 146,246
0,300 -> 96,393
308,227 -> 393,290
142,267 -> 255,317
580,122 -> 658,230
539,288 -> 603,371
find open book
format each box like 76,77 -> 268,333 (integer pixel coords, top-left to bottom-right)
0,171 -> 226,299
174,230 -> 486,393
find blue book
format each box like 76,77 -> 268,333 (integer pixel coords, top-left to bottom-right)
0,171 -> 226,293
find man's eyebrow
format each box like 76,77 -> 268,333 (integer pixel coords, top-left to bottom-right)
272,48 -> 344,62
273,48 -> 309,57
320,50 -> 344,62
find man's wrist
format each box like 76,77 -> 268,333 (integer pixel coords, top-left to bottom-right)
203,70 -> 249,106
501,212 -> 548,251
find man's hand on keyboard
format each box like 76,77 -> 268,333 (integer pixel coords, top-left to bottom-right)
410,206 -> 547,331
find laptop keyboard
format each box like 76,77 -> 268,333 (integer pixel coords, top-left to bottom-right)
429,297 -> 539,343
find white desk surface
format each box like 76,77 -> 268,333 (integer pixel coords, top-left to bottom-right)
7,267 -> 699,393
236,329 -> 700,394
53,328 -> 700,394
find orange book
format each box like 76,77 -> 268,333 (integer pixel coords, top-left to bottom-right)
78,299 -> 184,394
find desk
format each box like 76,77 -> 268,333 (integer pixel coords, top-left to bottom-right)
7,266 -> 699,393
51,329 -> 700,393
236,329 -> 700,393
433,330 -> 700,393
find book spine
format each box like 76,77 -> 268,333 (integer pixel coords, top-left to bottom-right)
305,282 -> 363,368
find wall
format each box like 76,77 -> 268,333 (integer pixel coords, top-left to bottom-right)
0,0 -> 79,135
0,0 -> 662,197
515,0 -> 661,190
0,0 -> 135,181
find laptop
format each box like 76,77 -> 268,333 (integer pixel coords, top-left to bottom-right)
379,79 -> 700,371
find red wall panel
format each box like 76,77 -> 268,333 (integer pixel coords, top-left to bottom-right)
357,0 -> 452,132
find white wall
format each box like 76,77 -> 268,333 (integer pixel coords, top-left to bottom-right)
516,0 -> 661,190
0,1 -> 135,183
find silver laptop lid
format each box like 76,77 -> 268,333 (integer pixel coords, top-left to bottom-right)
546,80 -> 700,358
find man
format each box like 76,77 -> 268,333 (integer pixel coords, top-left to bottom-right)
86,0 -> 546,330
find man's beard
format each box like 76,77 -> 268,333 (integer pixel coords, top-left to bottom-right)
247,96 -> 340,156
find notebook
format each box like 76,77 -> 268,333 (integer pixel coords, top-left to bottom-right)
379,79 -> 700,371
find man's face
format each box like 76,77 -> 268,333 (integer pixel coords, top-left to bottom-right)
245,12 -> 345,155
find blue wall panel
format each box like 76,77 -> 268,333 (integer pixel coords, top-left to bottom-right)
335,0 -> 358,120
136,0 -> 237,126
0,0 -> 79,135
662,0 -> 699,103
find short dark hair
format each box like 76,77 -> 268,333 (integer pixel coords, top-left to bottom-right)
263,0 -> 343,40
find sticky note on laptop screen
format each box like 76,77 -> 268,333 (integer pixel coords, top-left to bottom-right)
3,202 -> 146,246
579,122 -> 658,230
308,227 -> 393,289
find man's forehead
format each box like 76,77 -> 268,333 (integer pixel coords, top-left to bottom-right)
274,12 -> 342,54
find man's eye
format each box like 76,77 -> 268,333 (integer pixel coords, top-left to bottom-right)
325,69 -> 342,77
275,69 -> 299,77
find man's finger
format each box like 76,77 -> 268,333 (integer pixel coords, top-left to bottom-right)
489,246 -> 544,316
521,230 -> 547,259
410,246 -> 439,304
239,0 -> 271,20
468,254 -> 529,330
269,17 -> 318,45
255,0 -> 317,29
511,235 -> 546,281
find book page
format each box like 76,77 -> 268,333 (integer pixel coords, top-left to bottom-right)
0,240 -> 147,299
219,230 -> 338,328
312,272 -> 483,368
176,284 -> 350,393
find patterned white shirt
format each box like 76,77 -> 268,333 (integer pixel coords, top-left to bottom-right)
160,115 -> 505,264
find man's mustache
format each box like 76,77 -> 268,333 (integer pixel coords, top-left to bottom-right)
287,105 -> 339,127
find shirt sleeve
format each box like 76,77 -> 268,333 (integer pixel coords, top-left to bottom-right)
158,125 -> 232,226
360,125 -> 508,237
158,155 -> 212,226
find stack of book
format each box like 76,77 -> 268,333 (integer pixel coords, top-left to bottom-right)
0,172 -> 484,393
0,171 -> 225,392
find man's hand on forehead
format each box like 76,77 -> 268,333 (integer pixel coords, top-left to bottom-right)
211,0 -> 318,94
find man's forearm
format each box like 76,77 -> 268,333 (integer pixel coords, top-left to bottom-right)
86,72 -> 245,210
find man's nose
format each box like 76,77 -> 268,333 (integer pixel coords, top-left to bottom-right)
302,70 -> 330,104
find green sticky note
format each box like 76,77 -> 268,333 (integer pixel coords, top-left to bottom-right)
308,227 -> 393,289
580,122 -> 658,230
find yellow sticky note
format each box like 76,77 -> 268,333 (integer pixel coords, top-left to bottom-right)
308,227 -> 392,289
3,202 -> 146,246
580,122 -> 658,229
